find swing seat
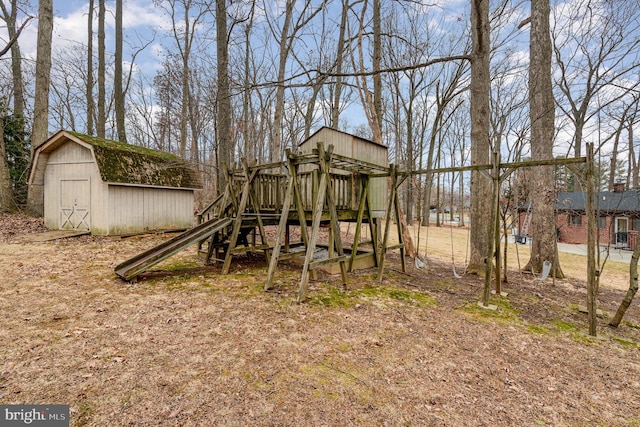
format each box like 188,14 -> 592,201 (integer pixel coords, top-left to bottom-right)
536,260 -> 552,281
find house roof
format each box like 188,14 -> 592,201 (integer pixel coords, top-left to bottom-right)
557,190 -> 640,213
31,130 -> 202,189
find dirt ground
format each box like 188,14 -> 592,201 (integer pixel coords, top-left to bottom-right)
1,213 -> 640,426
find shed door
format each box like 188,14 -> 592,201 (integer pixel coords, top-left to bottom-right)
59,179 -> 91,230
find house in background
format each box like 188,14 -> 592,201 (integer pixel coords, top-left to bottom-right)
29,130 -> 202,236
556,183 -> 640,250
519,182 -> 640,250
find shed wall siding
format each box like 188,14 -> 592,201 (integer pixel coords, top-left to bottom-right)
300,128 -> 388,217
107,186 -> 194,234
43,142 -> 106,231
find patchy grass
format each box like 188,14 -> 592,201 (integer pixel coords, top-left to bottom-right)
309,283 -> 435,308
525,324 -> 551,335
459,295 -> 521,324
612,337 -> 640,349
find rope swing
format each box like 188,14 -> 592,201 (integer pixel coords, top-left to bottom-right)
414,214 -> 427,269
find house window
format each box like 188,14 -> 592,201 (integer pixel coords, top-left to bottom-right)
633,218 -> 640,231
569,214 -> 582,227
599,216 -> 607,229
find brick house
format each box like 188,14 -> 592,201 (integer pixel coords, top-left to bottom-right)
518,183 -> 640,250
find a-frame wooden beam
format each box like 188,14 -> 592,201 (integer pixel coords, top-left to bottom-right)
378,164 -> 405,282
297,143 -> 349,302
222,168 -> 259,274
241,159 -> 271,264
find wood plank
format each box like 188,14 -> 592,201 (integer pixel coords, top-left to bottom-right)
378,164 -> 397,282
265,169 -> 295,290
310,255 -> 347,269
298,143 -> 332,302
17,230 -> 90,242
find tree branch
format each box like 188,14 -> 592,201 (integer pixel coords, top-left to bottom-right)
0,15 -> 33,58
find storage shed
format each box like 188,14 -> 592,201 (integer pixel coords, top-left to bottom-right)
299,127 -> 389,217
28,130 -> 202,235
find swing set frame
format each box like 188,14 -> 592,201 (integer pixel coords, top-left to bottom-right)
399,143 -> 598,336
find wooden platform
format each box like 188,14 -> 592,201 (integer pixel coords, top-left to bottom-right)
17,230 -> 90,242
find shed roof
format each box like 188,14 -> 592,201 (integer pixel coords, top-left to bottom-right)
31,130 -> 202,189
556,191 -> 640,213
302,126 -> 388,149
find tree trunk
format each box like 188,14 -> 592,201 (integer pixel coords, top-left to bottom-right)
0,123 -> 17,212
609,126 -> 621,191
87,0 -> 95,135
2,0 -> 26,119
330,0 -> 349,129
468,0 -> 492,275
216,0 -> 231,188
242,4 -> 255,164
524,0 -> 564,278
97,0 -> 106,138
609,238 -> 640,327
372,0 -> 382,143
0,0 -> 23,212
114,0 -> 126,142
272,0 -> 294,162
630,117 -> 638,188
27,0 -> 53,215
179,5 -> 191,158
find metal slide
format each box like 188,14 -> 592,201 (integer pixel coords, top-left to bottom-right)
114,217 -> 232,281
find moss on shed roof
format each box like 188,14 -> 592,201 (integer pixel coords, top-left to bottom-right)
68,132 -> 202,189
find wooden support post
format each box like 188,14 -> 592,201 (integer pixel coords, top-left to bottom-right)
378,164 -> 398,282
223,163 -> 240,215
328,228 -> 335,258
586,143 -> 597,336
204,176 -> 234,264
298,143 -> 333,302
265,169 -> 294,290
393,174 -> 406,273
494,152 -> 502,296
350,179 -> 369,271
285,223 -> 290,253
322,156 -> 348,287
242,159 -> 270,264
290,157 -> 310,248
368,196 -> 379,267
222,168 -> 257,274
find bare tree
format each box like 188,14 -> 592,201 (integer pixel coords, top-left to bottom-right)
216,0 -> 231,188
553,0 -> 640,161
0,107 -> 16,212
26,0 -> 53,215
523,0 -> 564,277
97,0 -> 106,138
114,0 -> 126,142
31,0 -> 53,148
468,0 -> 492,274
0,0 -> 31,118
0,0 -> 31,212
606,93 -> 640,189
86,0 -> 95,135
267,0 -> 325,161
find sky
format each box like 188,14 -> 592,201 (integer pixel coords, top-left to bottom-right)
2,0 -> 638,165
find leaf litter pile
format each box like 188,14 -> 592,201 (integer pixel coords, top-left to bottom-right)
1,213 -> 640,426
